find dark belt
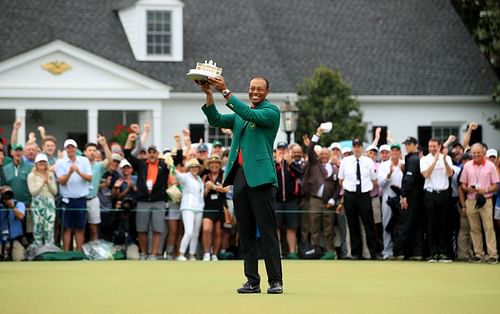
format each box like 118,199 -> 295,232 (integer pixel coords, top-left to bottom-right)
345,190 -> 369,195
312,196 -> 322,200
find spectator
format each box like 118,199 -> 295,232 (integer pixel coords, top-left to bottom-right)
379,144 -> 391,162
27,154 -> 57,246
211,140 -> 224,158
23,142 -> 39,167
124,133 -> 168,260
303,127 -> 341,259
377,144 -> 403,259
420,138 -> 454,262
393,136 -> 425,260
486,149 -> 497,165
83,135 -> 112,241
55,139 -> 92,251
274,142 -> 302,259
176,158 -> 204,261
98,153 -> 123,241
40,135 -> 58,166
0,186 -> 26,261
328,142 -> 342,167
460,143 -> 499,264
202,155 -> 229,261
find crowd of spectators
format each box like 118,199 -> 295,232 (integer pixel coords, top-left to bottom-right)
0,120 -> 499,264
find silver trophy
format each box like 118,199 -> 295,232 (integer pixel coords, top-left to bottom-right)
186,60 -> 223,81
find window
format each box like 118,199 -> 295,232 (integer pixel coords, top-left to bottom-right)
432,126 -> 459,144
208,126 -> 232,148
146,11 -> 171,55
371,125 -> 388,146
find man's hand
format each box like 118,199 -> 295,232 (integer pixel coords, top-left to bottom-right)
195,80 -> 212,94
127,133 -> 137,142
469,122 -> 478,130
97,134 -> 107,146
316,127 -> 324,136
303,134 -> 310,147
143,122 -> 151,134
27,132 -> 36,144
207,76 -> 228,92
4,199 -> 15,209
13,119 -> 21,130
401,197 -> 408,210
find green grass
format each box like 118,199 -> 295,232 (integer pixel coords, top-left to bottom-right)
0,260 -> 499,314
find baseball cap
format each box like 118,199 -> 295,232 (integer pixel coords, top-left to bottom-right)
329,142 -> 342,151
12,143 -> 23,151
486,149 -> 498,158
147,145 -> 158,153
402,136 -> 418,145
119,159 -> 132,168
63,139 -> 78,148
197,143 -> 209,152
212,140 -> 223,148
390,143 -> 401,150
366,144 -> 378,152
111,153 -> 123,161
352,138 -> 363,147
34,153 -> 48,163
277,141 -> 288,149
379,144 -> 391,152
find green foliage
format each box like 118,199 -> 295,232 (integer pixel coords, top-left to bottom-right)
295,65 -> 365,146
487,83 -> 500,130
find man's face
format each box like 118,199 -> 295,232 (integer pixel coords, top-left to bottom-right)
148,149 -> 159,162
319,148 -> 330,164
43,140 -> 56,155
488,156 -> 497,165
380,150 -> 390,161
211,146 -> 222,157
121,165 -> 132,176
109,160 -> 119,171
390,148 -> 401,161
428,140 -> 440,155
352,144 -> 363,157
11,148 -> 23,162
331,148 -> 341,158
292,146 -> 303,161
24,143 -> 38,160
208,162 -> 220,172
66,145 -> 77,158
405,143 -> 416,153
366,150 -> 377,161
248,78 -> 269,106
197,150 -> 208,161
471,146 -> 484,163
84,145 -> 97,161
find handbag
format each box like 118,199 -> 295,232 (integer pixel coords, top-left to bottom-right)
166,184 -> 182,203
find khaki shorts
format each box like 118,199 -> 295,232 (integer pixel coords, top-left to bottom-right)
87,197 -> 101,224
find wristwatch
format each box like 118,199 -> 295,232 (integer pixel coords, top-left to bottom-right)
222,89 -> 231,97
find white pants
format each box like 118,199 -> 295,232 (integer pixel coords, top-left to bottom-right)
381,194 -> 394,257
179,210 -> 203,255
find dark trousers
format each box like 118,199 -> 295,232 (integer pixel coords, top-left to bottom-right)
393,193 -> 425,257
344,191 -> 379,258
233,167 -> 282,285
424,191 -> 449,257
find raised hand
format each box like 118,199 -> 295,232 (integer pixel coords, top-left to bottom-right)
130,123 -> 140,134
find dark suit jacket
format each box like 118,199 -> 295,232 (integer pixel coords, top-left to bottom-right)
202,95 -> 280,188
302,138 -> 340,203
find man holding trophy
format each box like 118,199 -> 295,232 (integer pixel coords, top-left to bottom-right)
190,61 -> 283,294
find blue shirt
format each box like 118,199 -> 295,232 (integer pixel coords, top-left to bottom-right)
0,200 -> 26,240
55,156 -> 92,198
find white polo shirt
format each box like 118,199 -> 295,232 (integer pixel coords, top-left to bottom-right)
339,155 -> 376,193
420,153 -> 453,191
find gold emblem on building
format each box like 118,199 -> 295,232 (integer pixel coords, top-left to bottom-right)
41,61 -> 72,75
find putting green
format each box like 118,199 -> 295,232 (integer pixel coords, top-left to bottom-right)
0,260 -> 498,313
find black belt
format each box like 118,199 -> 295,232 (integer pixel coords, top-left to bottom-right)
312,196 -> 322,200
345,191 -> 369,195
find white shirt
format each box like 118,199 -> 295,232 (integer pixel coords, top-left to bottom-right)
55,156 -> 92,198
339,155 -> 376,193
176,172 -> 205,211
420,153 -> 453,191
377,159 -> 404,198
315,162 -> 334,198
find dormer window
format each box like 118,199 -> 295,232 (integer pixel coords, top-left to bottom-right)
118,0 -> 183,62
147,11 -> 172,55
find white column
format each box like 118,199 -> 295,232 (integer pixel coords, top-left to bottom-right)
15,108 -> 26,144
87,108 -> 98,143
138,110 -> 153,147
153,107 -> 162,149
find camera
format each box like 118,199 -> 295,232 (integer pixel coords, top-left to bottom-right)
0,190 -> 14,203
120,197 -> 137,211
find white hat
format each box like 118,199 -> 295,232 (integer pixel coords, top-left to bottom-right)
366,144 -> 378,152
119,159 -> 132,168
111,153 -> 123,161
486,149 -> 498,158
185,158 -> 202,169
34,153 -> 48,164
379,144 -> 391,152
329,142 -> 342,150
63,139 -> 78,148
341,147 -> 352,154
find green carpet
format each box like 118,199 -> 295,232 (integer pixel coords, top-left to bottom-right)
0,260 -> 498,314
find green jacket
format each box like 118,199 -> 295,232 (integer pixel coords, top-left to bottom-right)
3,160 -> 32,204
202,95 -> 280,188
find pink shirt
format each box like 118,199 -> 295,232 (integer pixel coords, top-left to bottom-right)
460,159 -> 499,200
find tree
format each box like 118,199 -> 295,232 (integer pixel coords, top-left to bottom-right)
451,0 -> 500,130
295,65 -> 365,146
